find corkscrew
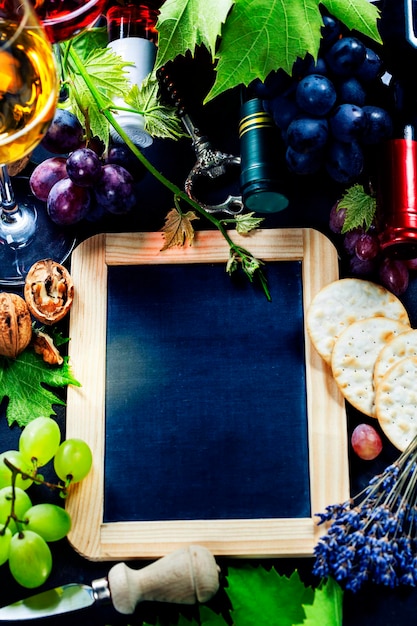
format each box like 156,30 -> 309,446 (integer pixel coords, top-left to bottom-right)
157,66 -> 243,215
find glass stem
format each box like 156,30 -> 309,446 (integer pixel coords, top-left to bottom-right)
0,165 -> 18,216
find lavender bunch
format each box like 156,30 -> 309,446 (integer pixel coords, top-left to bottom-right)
313,436 -> 417,592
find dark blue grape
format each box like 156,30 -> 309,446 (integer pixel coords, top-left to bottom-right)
355,47 -> 383,83
286,117 -> 328,153
295,74 -> 337,116
325,37 -> 367,76
337,77 -> 366,106
329,104 -> 366,142
286,146 -> 323,175
41,109 -> 84,154
267,94 -> 300,130
66,148 -> 102,187
361,105 -> 393,144
303,54 -> 328,76
320,14 -> 341,48
249,69 -> 292,99
325,140 -> 364,183
94,164 -> 137,214
47,178 -> 91,225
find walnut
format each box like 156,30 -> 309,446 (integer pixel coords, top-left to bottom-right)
24,259 -> 74,325
0,292 -> 32,358
32,329 -> 63,365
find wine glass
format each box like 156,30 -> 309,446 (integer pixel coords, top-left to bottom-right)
0,0 -> 78,285
33,0 -> 108,44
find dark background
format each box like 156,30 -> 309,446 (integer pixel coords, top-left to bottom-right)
2,0 -> 417,623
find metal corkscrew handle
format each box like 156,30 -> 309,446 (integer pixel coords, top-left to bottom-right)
157,66 -> 243,215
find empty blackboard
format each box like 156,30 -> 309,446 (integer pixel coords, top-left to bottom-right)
66,228 -> 349,560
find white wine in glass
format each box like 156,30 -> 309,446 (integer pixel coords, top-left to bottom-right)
0,0 -> 74,285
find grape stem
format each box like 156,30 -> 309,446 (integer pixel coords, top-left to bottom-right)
66,46 -> 271,301
3,457 -> 68,497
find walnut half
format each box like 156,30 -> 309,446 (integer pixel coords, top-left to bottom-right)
0,292 -> 32,358
24,259 -> 74,325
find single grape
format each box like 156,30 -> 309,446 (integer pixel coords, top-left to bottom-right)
325,140 -> 364,183
336,77 -> 366,106
0,451 -> 33,490
355,47 -> 383,83
329,201 -> 346,234
320,14 -> 341,48
24,503 -> 71,542
351,423 -> 383,460
29,157 -> 68,202
54,439 -> 93,484
349,254 -> 377,277
329,103 -> 366,142
343,228 -> 364,255
0,487 -> 32,534
361,105 -> 393,145
41,109 -> 84,154
9,530 -> 52,588
286,117 -> 328,153
285,146 -> 323,175
303,53 -> 328,76
379,257 -> 409,295
0,527 -> 11,566
105,144 -> 147,182
66,148 -> 102,187
19,417 -> 61,469
355,231 -> 380,260
93,164 -> 137,214
325,36 -> 367,76
249,69 -> 292,99
267,94 -> 300,131
47,177 -> 91,225
295,74 -> 337,116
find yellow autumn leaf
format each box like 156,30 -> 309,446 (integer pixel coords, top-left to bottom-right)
161,208 -> 199,250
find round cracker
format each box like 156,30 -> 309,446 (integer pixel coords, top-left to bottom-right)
374,328 -> 417,389
331,317 -> 410,417
375,356 -> 417,452
306,278 -> 410,364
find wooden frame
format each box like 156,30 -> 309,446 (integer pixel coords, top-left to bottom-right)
66,228 -> 349,560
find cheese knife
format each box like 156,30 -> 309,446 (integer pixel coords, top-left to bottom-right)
0,545 -> 220,621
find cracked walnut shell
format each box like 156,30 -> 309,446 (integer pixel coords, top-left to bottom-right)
24,259 -> 74,325
0,292 -> 32,358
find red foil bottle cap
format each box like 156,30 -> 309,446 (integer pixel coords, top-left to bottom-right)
379,129 -> 417,258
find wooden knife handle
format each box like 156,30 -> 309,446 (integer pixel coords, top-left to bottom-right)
107,545 -> 220,615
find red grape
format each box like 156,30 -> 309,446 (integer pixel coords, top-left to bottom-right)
379,257 -> 409,296
30,157 -> 67,202
47,178 -> 91,225
351,423 -> 383,460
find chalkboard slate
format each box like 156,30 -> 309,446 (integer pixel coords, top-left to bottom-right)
66,229 -> 349,560
104,261 -> 309,523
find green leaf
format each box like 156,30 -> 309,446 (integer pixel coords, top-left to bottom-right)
155,0 -> 381,103
155,0 -> 234,69
226,566 -> 313,626
200,605 -> 228,625
322,0 -> 381,43
337,183 -> 376,233
0,351 -> 81,428
233,212 -> 265,234
299,578 -> 343,626
125,76 -> 186,140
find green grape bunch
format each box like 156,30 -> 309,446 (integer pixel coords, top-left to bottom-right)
0,416 -> 93,588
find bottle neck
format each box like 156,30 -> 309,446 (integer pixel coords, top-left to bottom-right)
107,4 -> 159,43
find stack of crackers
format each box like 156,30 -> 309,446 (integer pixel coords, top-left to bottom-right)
307,278 -> 417,452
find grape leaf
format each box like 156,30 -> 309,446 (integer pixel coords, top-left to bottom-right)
161,207 -> 199,249
155,0 -> 381,102
0,351 -> 81,428
299,578 -> 343,626
337,183 -> 376,233
125,76 -> 186,140
226,565 -> 314,626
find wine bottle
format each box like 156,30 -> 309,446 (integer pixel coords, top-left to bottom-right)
106,3 -> 159,147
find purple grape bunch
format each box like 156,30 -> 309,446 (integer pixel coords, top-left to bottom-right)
30,110 -> 146,225
252,12 -> 393,184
